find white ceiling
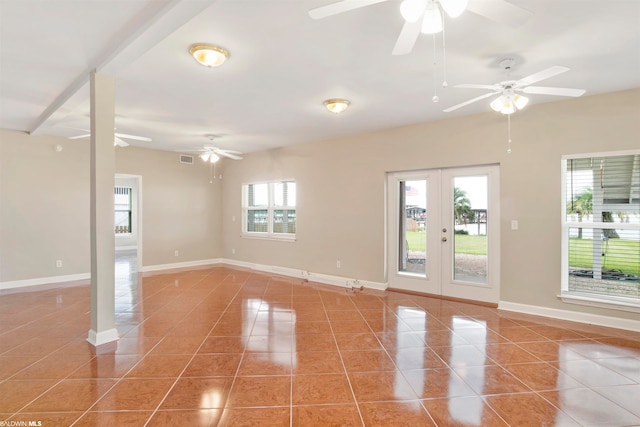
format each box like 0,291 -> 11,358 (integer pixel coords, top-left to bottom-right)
1,0 -> 639,155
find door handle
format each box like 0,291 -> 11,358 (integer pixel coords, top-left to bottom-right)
442,237 -> 447,242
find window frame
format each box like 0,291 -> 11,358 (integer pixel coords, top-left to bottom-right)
560,149 -> 640,313
242,179 -> 296,241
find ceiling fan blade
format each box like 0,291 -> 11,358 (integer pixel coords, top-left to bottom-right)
466,0 -> 532,27
515,66 -> 569,87
521,86 -> 586,97
213,148 -> 243,155
392,20 -> 421,56
443,92 -> 499,113
217,151 -> 243,160
455,83 -> 502,91
114,137 -> 129,147
309,0 -> 388,19
68,134 -> 90,139
114,132 -> 152,142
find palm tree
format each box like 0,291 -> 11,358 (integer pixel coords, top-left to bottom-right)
454,187 -> 472,225
567,188 -> 592,238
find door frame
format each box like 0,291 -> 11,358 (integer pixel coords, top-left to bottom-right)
115,173 -> 142,271
385,165 -> 500,304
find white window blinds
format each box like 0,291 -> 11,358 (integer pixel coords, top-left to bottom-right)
562,152 -> 640,305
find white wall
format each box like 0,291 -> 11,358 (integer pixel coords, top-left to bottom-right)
0,131 -> 223,285
220,88 -> 640,323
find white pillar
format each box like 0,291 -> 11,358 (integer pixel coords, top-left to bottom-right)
87,70 -> 119,346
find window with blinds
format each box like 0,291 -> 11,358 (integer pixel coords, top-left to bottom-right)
114,187 -> 132,234
243,180 -> 296,239
562,151 -> 640,308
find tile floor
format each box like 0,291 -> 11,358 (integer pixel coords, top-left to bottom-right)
1,251 -> 639,426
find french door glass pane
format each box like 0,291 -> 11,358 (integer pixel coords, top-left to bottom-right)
453,176 -> 487,284
399,180 -> 427,275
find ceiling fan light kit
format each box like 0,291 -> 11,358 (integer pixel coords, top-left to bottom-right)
323,98 -> 350,113
200,152 -> 220,163
189,44 -> 229,67
399,0 -> 467,34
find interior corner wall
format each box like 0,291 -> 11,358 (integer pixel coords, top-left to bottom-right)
0,130 -> 222,285
220,88 -> 640,323
115,147 -> 222,267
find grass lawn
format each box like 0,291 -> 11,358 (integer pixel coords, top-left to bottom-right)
569,238 -> 640,276
406,231 -> 487,255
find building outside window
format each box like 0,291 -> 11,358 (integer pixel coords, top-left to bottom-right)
114,186 -> 132,234
561,151 -> 640,311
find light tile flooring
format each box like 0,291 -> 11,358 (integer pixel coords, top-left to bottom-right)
1,252 -> 639,426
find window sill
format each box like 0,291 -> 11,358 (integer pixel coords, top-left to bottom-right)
559,291 -> 640,314
241,233 -> 296,242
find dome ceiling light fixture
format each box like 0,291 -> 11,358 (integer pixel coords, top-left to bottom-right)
189,44 -> 230,67
323,98 -> 350,114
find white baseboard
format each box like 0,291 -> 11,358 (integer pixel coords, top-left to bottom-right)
140,258 -> 222,273
115,246 -> 137,251
498,301 -> 640,332
87,328 -> 119,346
0,273 -> 91,291
221,259 -> 387,291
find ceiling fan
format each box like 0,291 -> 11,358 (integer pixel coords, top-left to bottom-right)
68,130 -> 151,147
196,146 -> 244,163
443,58 -> 586,114
308,0 -> 532,55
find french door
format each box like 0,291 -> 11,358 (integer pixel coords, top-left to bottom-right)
386,165 -> 500,304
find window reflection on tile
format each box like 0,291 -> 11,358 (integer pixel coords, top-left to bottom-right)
2,251 -> 639,427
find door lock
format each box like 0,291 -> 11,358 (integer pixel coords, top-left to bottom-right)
442,228 -> 447,233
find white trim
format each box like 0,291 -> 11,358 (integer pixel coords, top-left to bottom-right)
561,149 -> 640,161
87,328 -> 119,346
559,292 -> 640,313
140,258 -> 222,273
222,259 -> 388,291
498,300 -> 640,332
0,273 -> 91,290
115,245 -> 137,251
240,233 -> 296,242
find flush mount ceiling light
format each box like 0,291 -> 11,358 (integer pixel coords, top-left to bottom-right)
323,98 -> 350,114
189,44 -> 229,67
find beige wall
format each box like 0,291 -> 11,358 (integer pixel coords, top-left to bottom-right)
0,130 -> 222,283
221,88 -> 640,321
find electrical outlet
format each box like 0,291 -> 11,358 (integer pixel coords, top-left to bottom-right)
232,215 -> 236,222
232,248 -> 236,255
336,260 -> 341,268
56,260 -> 62,268
511,220 -> 519,230
174,250 -> 179,257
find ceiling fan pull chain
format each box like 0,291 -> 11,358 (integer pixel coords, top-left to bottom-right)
432,33 -> 439,102
441,17 -> 448,88
507,113 -> 512,154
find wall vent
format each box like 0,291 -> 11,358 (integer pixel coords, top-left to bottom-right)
179,154 -> 194,164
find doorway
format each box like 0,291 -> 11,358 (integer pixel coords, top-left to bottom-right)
386,165 -> 500,304
115,174 -> 142,272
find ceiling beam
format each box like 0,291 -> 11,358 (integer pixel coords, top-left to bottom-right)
28,0 -> 217,134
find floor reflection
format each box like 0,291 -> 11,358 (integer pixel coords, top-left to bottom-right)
2,263 -> 639,426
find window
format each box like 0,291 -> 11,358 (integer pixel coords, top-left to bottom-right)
243,180 -> 296,240
561,151 -> 640,311
114,187 -> 132,234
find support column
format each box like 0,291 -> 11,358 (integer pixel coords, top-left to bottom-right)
87,70 -> 119,346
